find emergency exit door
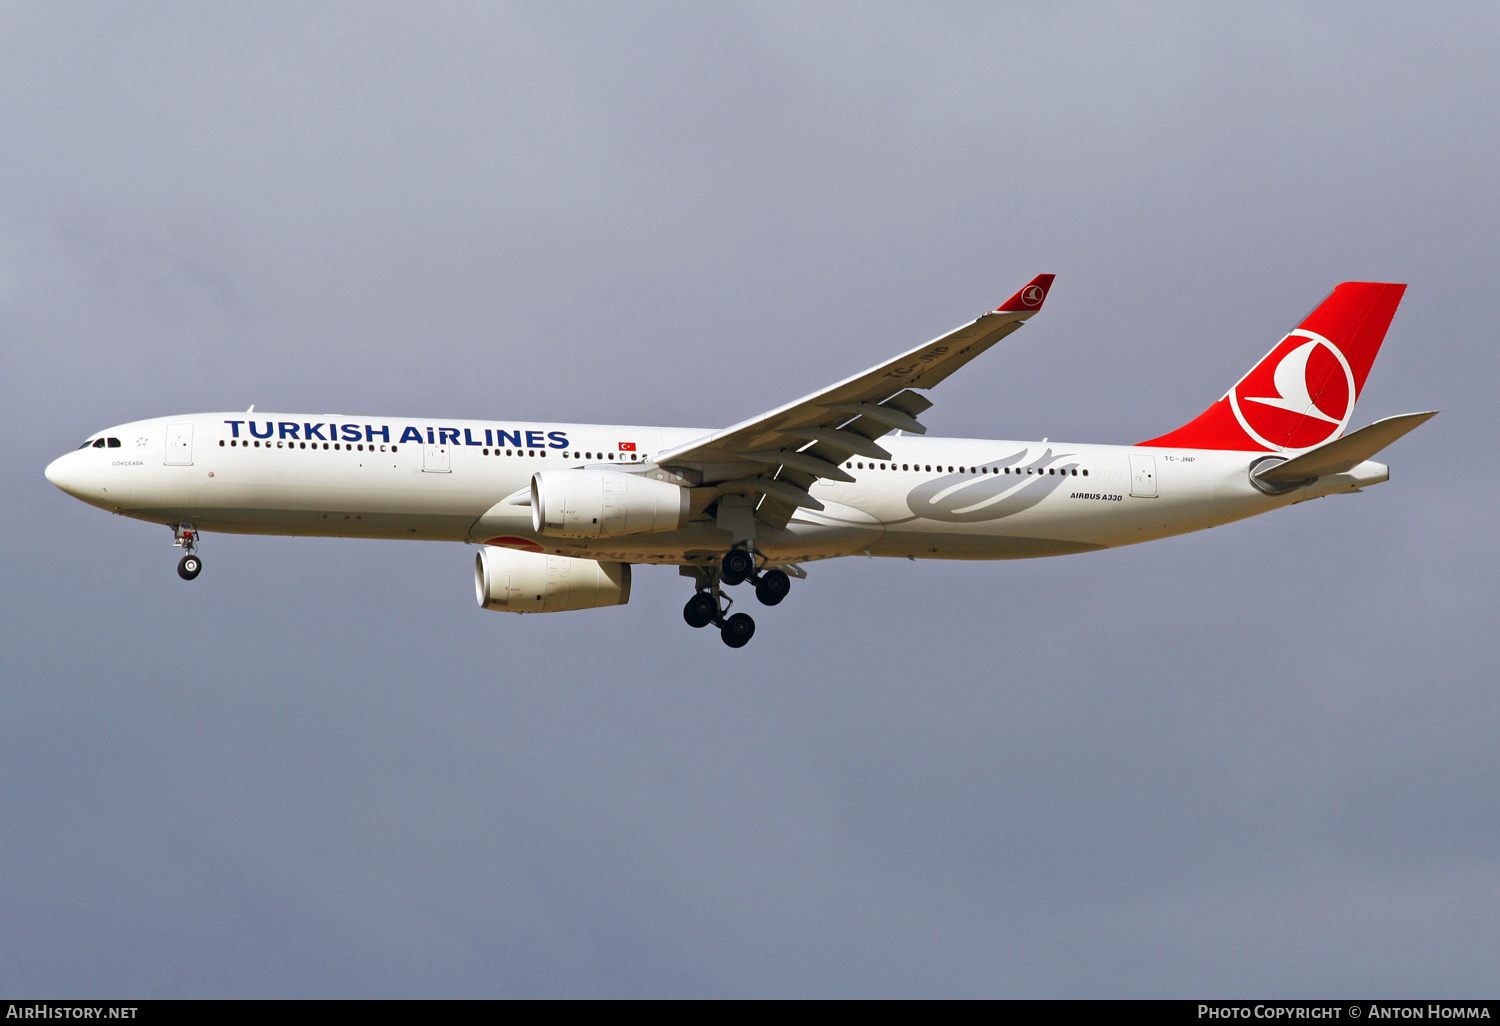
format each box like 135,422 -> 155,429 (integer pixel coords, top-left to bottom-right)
423,442 -> 451,473
1129,453 -> 1158,497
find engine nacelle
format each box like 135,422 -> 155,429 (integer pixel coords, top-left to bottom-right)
475,546 -> 631,613
530,470 -> 689,539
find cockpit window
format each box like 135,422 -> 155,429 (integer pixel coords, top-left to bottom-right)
107,438 -> 121,448
92,438 -> 106,448
78,440 -> 95,449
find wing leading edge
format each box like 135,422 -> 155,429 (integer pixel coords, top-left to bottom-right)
654,274 -> 1055,529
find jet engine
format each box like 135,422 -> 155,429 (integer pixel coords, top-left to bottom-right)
475,546 -> 631,613
530,470 -> 688,539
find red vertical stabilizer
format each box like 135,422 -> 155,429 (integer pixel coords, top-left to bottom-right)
1138,282 -> 1406,452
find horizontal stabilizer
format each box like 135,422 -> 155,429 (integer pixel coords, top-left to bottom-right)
1253,411 -> 1438,483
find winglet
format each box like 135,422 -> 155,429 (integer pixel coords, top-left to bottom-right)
994,274 -> 1056,313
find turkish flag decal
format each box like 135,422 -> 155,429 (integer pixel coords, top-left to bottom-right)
618,442 -> 636,451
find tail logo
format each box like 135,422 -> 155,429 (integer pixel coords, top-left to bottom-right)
1020,284 -> 1046,307
1228,330 -> 1356,451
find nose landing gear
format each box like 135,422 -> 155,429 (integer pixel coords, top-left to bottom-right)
173,523 -> 202,580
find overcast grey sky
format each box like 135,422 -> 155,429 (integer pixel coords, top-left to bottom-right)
2,1 -> 1497,998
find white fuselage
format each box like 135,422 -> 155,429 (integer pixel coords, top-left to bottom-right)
44,412 -> 1390,567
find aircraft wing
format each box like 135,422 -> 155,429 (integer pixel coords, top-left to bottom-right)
653,274 -> 1055,528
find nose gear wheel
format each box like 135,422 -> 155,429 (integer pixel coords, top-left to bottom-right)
172,523 -> 203,581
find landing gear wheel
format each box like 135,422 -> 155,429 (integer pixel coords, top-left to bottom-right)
755,569 -> 790,606
683,592 -> 717,628
720,612 -> 756,648
177,555 -> 202,581
720,549 -> 755,586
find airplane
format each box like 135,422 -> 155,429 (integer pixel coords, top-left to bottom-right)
44,275 -> 1435,648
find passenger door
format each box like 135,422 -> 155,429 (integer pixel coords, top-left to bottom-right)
165,423 -> 194,466
1129,453 -> 1158,497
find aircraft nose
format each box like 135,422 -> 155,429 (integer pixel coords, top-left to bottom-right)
45,451 -> 87,496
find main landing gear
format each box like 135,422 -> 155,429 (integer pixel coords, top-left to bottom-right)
173,523 -> 202,580
681,548 -> 795,648
682,578 -> 756,648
